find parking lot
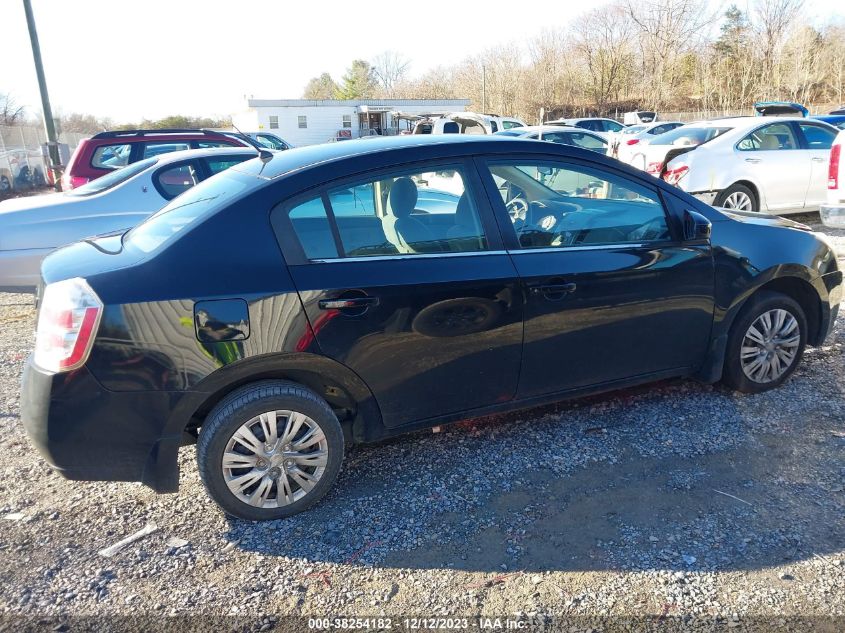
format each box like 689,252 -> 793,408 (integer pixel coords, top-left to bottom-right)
0,214 -> 843,628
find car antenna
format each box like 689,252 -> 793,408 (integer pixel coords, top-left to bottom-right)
231,123 -> 273,162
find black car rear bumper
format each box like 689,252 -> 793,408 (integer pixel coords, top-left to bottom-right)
20,356 -> 182,492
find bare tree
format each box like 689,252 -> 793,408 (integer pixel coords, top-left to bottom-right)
0,92 -> 26,125
574,4 -> 636,107
372,51 -> 411,98
754,0 -> 805,92
624,0 -> 718,107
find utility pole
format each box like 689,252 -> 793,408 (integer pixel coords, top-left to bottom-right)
22,0 -> 61,185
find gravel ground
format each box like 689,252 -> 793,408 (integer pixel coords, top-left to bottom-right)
0,213 -> 843,631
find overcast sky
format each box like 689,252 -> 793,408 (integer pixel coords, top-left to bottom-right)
1,0 -> 842,122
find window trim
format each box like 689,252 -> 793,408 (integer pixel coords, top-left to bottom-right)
272,157 -> 503,265
342,115 -> 352,129
473,154 -> 682,251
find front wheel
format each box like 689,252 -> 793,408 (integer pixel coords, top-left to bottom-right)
197,380 -> 344,520
722,291 -> 807,393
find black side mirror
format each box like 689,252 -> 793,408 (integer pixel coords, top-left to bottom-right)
684,209 -> 712,241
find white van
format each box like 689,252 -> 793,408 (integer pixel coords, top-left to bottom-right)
414,112 -> 526,135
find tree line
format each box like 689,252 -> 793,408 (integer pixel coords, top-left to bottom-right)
305,0 -> 844,121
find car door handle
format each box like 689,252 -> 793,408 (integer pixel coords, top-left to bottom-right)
811,157 -> 825,162
744,158 -> 761,164
318,296 -> 379,310
531,282 -> 577,300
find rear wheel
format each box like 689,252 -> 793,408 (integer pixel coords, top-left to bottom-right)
722,291 -> 807,393
197,380 -> 344,520
715,184 -> 758,212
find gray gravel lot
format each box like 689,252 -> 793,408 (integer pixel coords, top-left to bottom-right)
0,214 -> 843,630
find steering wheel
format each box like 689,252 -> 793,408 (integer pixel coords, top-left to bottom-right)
506,197 -> 529,223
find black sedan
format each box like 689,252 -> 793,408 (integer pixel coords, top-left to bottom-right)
21,136 -> 842,520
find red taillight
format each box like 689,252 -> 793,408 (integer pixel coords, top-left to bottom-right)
830,144 -> 841,190
646,162 -> 663,175
61,174 -> 89,190
626,139 -> 640,145
663,164 -> 689,186
34,278 -> 103,373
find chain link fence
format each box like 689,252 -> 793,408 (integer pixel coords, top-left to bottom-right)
0,125 -> 87,192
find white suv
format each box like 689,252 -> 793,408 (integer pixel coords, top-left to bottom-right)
820,128 -> 845,227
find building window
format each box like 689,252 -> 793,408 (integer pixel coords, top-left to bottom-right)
342,115 -> 352,128
298,116 -> 307,129
269,116 -> 279,129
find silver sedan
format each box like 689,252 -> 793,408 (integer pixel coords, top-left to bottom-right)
0,147 -> 257,291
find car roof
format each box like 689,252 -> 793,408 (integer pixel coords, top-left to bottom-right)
686,116 -> 811,128
230,135 -> 584,182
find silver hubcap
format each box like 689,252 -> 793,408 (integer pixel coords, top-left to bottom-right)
740,309 -> 800,383
222,410 -> 328,508
724,191 -> 753,211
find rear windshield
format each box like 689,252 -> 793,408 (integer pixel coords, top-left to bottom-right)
622,125 -> 647,134
66,158 -> 157,196
651,126 -> 732,146
123,170 -> 255,254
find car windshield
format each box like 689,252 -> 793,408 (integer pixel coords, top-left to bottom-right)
123,170 -> 255,254
651,126 -> 732,146
622,125 -> 647,135
66,158 -> 157,196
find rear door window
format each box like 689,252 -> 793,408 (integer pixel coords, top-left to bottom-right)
737,123 -> 799,151
282,165 -> 489,260
603,120 -> 625,133
91,143 -> 132,169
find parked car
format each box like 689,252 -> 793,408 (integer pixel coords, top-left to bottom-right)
611,121 -> 684,165
413,112 -> 526,135
544,117 -> 626,139
0,147 -> 257,291
61,129 -> 251,190
623,111 -> 658,125
0,147 -> 48,192
754,101 -> 808,117
811,115 -> 845,130
21,135 -> 842,520
820,128 -> 845,228
494,125 -> 608,153
643,117 -> 839,213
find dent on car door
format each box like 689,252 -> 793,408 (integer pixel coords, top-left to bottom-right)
273,160 -> 524,428
475,157 -> 715,397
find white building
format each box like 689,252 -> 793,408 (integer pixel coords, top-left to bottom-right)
232,98 -> 471,146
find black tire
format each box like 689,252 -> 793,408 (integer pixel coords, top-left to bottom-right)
714,183 -> 758,212
197,380 -> 344,520
722,291 -> 807,393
